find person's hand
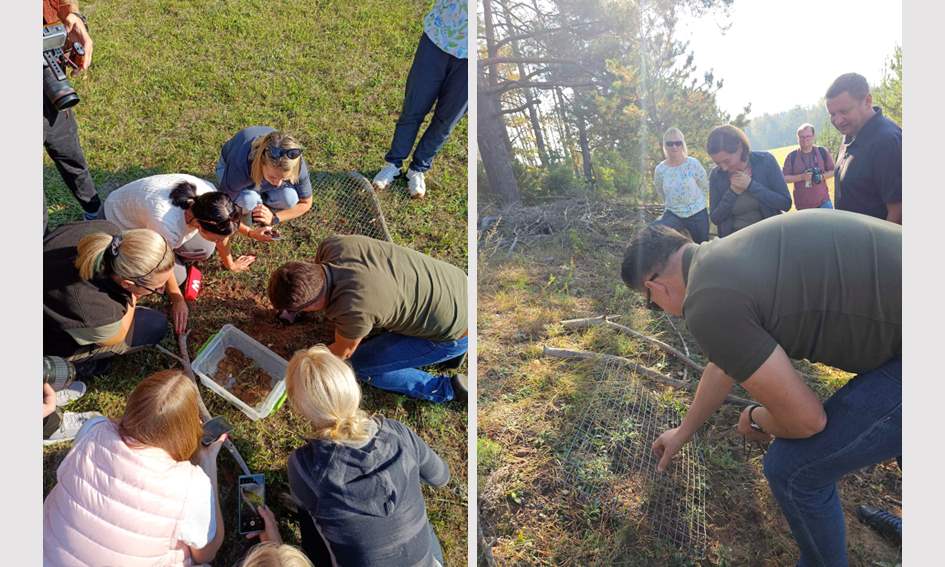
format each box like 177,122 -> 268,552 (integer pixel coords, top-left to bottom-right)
652,427 -> 689,472
62,13 -> 93,72
227,255 -> 257,272
169,294 -> 189,335
251,205 -> 275,226
245,505 -> 283,545
248,227 -> 275,243
737,406 -> 775,444
197,432 -> 228,464
803,171 -> 813,183
43,383 -> 57,418
729,171 -> 752,194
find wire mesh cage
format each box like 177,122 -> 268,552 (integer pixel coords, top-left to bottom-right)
560,358 -> 709,560
305,171 -> 393,243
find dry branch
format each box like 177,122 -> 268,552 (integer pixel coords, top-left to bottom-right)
175,331 -> 252,476
542,345 -> 752,406
560,315 -> 704,373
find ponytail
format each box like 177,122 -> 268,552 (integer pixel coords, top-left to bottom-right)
169,181 -> 198,210
75,228 -> 174,282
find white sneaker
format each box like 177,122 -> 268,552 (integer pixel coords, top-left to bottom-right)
372,162 -> 401,190
55,381 -> 87,407
43,411 -> 103,445
406,169 -> 426,198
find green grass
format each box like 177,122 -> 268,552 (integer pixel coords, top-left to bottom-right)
44,1 -> 467,565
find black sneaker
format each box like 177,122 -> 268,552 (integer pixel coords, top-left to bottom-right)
451,374 -> 468,403
857,505 -> 901,546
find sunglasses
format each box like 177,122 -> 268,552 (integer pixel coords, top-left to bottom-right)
664,141 -> 684,148
134,280 -> 166,296
266,146 -> 303,160
644,272 -> 661,311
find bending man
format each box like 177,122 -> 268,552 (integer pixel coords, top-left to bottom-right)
621,210 -> 900,566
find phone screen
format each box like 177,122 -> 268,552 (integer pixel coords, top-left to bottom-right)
201,416 -> 232,447
238,474 -> 266,534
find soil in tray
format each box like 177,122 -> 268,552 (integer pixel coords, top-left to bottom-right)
212,347 -> 273,408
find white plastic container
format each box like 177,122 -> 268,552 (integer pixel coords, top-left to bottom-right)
192,324 -> 288,421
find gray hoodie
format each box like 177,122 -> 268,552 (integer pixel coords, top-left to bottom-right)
288,416 -> 450,567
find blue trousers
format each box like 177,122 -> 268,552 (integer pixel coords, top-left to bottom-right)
349,333 -> 467,403
384,33 -> 468,173
214,157 -> 299,220
763,356 -> 901,567
655,208 -> 710,243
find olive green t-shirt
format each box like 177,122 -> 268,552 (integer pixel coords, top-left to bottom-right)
682,209 -> 901,382
315,235 -> 467,342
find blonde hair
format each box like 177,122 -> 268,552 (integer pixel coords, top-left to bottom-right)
239,543 -> 314,567
75,228 -> 174,283
249,131 -> 303,188
118,370 -> 203,462
286,345 -> 373,443
662,127 -> 688,159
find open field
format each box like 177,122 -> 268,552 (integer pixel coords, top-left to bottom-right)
477,198 -> 900,566
43,1 -> 467,565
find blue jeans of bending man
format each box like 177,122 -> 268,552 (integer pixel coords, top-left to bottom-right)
655,208 -> 710,243
762,356 -> 901,567
384,32 -> 468,174
349,333 -> 467,403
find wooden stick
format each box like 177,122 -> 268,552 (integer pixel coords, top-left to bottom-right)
560,316 -> 705,372
176,332 -> 251,476
542,345 -> 753,406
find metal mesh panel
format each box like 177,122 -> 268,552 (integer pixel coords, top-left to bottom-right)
306,171 -> 392,242
561,358 -> 708,559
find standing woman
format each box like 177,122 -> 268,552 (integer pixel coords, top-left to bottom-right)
653,128 -> 710,243
104,173 -> 258,281
44,221 -> 178,362
43,370 -> 226,566
285,346 -> 450,566
216,126 -> 313,235
707,124 -> 792,237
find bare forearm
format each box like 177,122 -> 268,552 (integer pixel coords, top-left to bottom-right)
678,363 -> 735,439
273,199 -> 312,223
750,405 -> 825,439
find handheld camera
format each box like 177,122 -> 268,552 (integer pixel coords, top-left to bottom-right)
43,23 -> 82,111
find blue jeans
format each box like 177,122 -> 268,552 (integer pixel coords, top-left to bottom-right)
763,356 -> 901,567
384,33 -> 468,173
655,208 -> 710,243
349,333 -> 467,403
819,198 -> 834,209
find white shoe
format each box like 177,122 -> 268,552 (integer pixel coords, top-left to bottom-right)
406,169 -> 426,198
43,411 -> 103,445
56,381 -> 87,407
372,162 -> 401,190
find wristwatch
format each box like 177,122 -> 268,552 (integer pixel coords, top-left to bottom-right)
748,404 -> 766,433
270,212 -> 281,225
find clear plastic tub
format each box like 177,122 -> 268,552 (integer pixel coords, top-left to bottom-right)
192,324 -> 288,421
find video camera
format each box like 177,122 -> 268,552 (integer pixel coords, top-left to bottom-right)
805,166 -> 824,187
43,23 -> 83,111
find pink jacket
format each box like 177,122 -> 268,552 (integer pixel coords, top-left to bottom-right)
44,420 -> 207,567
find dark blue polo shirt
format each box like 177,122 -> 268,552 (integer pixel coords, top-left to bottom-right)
834,107 -> 901,220
217,125 -> 313,201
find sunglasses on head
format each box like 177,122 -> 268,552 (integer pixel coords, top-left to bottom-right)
664,141 -> 684,148
266,146 -> 303,160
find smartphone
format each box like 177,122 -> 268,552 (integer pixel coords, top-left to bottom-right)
238,474 -> 266,535
200,416 -> 232,447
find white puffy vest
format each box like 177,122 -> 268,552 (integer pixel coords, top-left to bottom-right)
43,420 -> 204,566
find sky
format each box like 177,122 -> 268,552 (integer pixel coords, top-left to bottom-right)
676,0 -> 902,118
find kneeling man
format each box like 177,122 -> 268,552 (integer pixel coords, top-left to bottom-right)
621,210 -> 900,566
268,235 -> 467,403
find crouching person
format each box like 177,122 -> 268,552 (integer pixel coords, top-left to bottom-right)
43,370 -> 226,566
268,235 -> 468,403
286,346 -> 450,566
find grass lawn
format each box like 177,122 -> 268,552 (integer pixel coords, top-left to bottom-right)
43,1 -> 467,565
477,197 -> 900,566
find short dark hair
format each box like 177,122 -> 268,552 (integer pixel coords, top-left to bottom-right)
706,124 -> 751,160
621,224 -> 692,290
825,73 -> 870,101
267,261 -> 326,311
